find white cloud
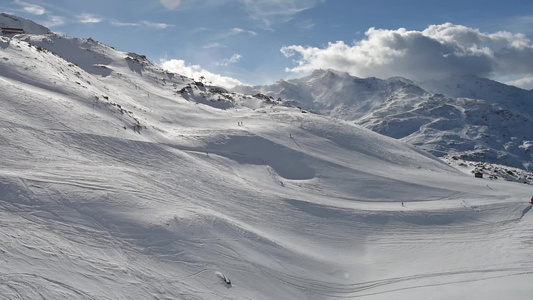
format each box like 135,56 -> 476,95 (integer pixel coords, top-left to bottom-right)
281,23 -> 533,83
297,19 -> 316,30
508,15 -> 533,35
160,59 -> 243,88
152,0 -> 322,28
232,27 -> 257,36
110,20 -> 173,29
110,21 -> 139,27
506,76 -> 533,90
241,0 -> 324,27
219,27 -> 258,39
41,15 -> 65,28
140,21 -> 174,29
14,0 -> 45,15
78,13 -> 103,24
160,0 -> 182,10
215,54 -> 242,66
203,42 -> 226,49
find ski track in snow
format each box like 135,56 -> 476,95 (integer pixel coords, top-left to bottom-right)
1,15 -> 533,299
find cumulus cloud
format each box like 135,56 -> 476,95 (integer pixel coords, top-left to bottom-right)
215,54 -> 242,66
281,23 -> 533,85
160,59 -> 243,88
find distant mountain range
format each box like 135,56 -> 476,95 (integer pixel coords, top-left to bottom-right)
233,69 -> 533,171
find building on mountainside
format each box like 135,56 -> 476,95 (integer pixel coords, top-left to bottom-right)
1,27 -> 24,34
474,172 -> 483,178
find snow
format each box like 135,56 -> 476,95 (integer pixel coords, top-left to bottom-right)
444,156 -> 533,185
1,14 -> 533,299
0,13 -> 51,35
234,69 -> 533,171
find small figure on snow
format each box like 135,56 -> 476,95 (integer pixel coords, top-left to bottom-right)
530,196 -> 533,205
401,202 -> 404,207
223,276 -> 231,285
215,272 -> 232,286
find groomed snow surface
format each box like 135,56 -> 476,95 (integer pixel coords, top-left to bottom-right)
1,17 -> 533,299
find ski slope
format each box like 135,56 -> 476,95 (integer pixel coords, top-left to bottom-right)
1,14 -> 533,299
234,69 -> 533,171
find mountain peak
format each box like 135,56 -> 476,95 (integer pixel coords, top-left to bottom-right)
0,13 -> 51,35
310,68 -> 352,79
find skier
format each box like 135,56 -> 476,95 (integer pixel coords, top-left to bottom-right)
530,196 -> 533,205
401,202 -> 404,207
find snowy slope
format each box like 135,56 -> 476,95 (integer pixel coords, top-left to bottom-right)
1,14 -> 533,299
234,69 -> 533,171
421,75 -> 533,106
0,12 -> 51,35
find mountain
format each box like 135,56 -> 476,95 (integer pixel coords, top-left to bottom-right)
2,14 -> 533,299
234,69 -> 427,120
233,69 -> 533,171
0,12 -> 51,35
421,74 -> 533,104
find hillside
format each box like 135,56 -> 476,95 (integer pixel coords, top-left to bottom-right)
234,69 -> 533,172
1,14 -> 533,299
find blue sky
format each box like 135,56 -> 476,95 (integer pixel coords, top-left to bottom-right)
3,0 -> 533,88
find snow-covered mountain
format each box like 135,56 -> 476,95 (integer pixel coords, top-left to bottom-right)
2,14 -> 533,299
0,12 -> 51,35
234,69 -> 533,171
